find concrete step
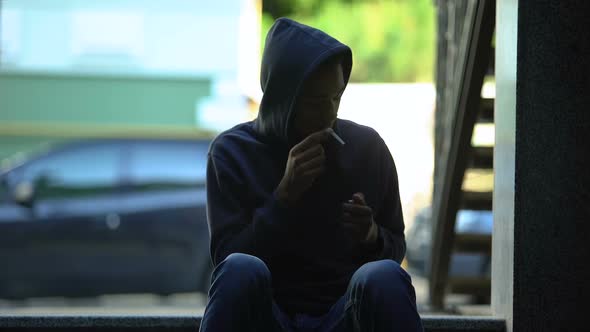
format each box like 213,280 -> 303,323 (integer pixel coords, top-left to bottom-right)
0,315 -> 506,331
460,191 -> 493,210
448,277 -> 492,297
477,98 -> 494,123
469,146 -> 494,169
454,233 -> 492,254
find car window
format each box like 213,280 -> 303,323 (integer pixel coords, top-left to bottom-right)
0,179 -> 9,203
128,141 -> 208,190
18,143 -> 121,199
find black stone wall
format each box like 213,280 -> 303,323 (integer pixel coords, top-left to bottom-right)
515,1 -> 590,330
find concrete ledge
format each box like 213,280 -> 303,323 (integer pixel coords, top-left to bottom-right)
421,315 -> 505,331
0,314 -> 505,331
0,315 -> 199,332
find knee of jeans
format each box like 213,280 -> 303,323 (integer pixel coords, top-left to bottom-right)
351,259 -> 411,294
219,253 -> 271,286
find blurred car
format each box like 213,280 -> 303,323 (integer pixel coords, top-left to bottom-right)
0,138 -> 213,299
406,207 -> 493,278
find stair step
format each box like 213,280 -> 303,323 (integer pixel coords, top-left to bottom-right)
460,191 -> 493,210
454,233 -> 492,254
477,98 -> 494,123
448,277 -> 492,296
469,146 -> 493,169
0,315 -> 506,332
454,304 -> 493,316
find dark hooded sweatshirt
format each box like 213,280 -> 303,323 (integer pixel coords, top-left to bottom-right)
206,18 -> 406,317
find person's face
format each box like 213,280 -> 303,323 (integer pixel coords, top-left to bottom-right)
293,61 -> 345,141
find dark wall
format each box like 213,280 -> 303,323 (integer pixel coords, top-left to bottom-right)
515,1 -> 590,330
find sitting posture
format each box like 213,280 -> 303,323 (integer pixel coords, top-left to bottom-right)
200,18 -> 423,332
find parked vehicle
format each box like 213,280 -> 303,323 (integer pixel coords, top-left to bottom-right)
406,207 -> 493,278
0,138 -> 213,299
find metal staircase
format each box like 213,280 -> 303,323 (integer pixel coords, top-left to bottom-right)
429,0 -> 496,309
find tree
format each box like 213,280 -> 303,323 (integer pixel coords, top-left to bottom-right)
261,0 -> 435,83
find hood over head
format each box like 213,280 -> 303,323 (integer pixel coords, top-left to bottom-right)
254,18 -> 353,145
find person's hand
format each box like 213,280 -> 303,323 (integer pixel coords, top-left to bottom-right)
276,129 -> 331,206
342,193 -> 379,244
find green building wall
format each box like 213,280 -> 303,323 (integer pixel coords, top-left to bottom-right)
0,71 -> 212,161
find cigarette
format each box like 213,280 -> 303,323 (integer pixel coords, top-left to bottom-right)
327,128 -> 345,145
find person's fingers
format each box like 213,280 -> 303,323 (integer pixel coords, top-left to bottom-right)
297,153 -> 325,173
342,203 -> 372,216
295,144 -> 324,164
341,221 -> 357,231
341,219 -> 360,229
341,219 -> 369,236
292,129 -> 330,154
352,192 -> 366,205
342,214 -> 371,226
342,214 -> 357,224
301,165 -> 325,179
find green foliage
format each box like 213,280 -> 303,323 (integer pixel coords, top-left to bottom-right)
261,0 -> 435,82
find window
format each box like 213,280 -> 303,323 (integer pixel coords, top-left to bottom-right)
0,178 -> 10,203
128,141 -> 208,190
0,9 -> 22,64
18,143 -> 121,198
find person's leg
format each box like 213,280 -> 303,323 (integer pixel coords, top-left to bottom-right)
314,295 -> 348,332
339,259 -> 424,332
199,253 -> 283,332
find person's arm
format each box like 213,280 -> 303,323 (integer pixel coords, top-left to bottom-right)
207,153 -> 292,266
361,138 -> 406,263
208,129 -> 329,266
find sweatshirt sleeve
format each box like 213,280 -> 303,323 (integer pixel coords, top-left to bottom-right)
361,137 -> 406,263
206,153 -> 291,267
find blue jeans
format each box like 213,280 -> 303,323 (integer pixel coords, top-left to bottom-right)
199,253 -> 423,332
